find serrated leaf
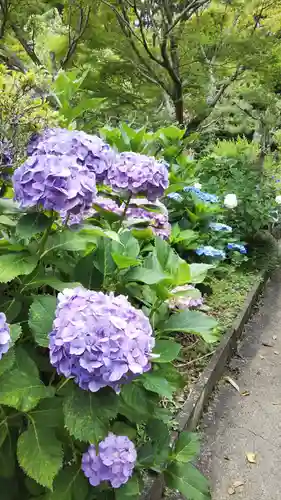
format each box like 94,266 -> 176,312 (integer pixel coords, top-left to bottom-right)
45,464 -> 89,500
16,213 -> 52,239
142,373 -> 175,400
174,432 -> 200,463
29,296 -> 57,347
28,398 -> 64,428
111,422 -> 137,440
0,348 -> 15,376
165,462 -> 211,500
10,324 -> 22,345
0,253 -> 38,283
160,310 -> 218,343
120,384 -> 150,417
0,348 -> 54,411
63,386 -> 118,443
153,339 -> 181,363
0,298 -> 21,323
17,425 -> 63,489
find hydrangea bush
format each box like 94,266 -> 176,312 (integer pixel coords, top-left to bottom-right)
0,127 -> 217,500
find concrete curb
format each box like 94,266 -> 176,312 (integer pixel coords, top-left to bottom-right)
142,269 -> 270,500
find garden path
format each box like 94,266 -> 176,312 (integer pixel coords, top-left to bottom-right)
199,269 -> 281,499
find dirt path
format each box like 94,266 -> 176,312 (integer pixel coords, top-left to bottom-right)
199,270 -> 281,499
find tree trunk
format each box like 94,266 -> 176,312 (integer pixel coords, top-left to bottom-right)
173,83 -> 184,124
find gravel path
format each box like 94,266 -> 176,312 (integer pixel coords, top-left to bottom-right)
199,270 -> 281,499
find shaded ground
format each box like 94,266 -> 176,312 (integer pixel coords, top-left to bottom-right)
199,270 -> 281,499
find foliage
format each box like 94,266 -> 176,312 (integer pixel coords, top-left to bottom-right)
0,125 -> 218,500
0,65 -> 60,173
198,139 -> 277,239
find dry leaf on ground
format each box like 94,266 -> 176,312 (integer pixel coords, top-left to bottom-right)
228,487 -> 235,495
246,452 -> 257,464
233,480 -> 245,488
225,376 -> 240,392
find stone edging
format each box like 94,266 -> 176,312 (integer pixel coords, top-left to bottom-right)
142,269 -> 269,500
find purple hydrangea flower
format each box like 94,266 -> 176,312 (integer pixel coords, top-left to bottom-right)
195,246 -> 226,259
0,313 -> 11,360
27,128 -> 115,182
62,195 -> 122,226
184,187 -> 219,204
106,152 -> 169,201
227,243 -> 247,254
0,140 -> 13,180
168,285 -> 203,310
82,433 -> 137,488
124,198 -> 170,239
49,287 -> 154,393
209,222 -> 232,232
93,196 -> 122,215
12,154 -> 97,216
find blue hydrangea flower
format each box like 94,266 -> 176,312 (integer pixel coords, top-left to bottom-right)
82,433 -> 137,488
195,246 -> 226,259
12,154 -> 97,217
183,186 -> 219,203
0,313 -> 10,360
209,222 -> 232,232
106,152 -> 169,201
227,243 -> 247,254
49,287 -> 155,393
27,128 -> 115,182
167,192 -> 183,202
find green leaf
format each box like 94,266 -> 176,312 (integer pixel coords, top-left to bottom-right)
74,253 -> 103,290
141,373 -> 175,400
92,238 -> 116,277
160,310 -> 218,343
155,237 -> 178,275
29,295 -> 57,347
43,231 -> 88,254
173,432 -> 200,463
80,225 -> 121,244
111,422 -> 137,440
0,215 -> 16,227
0,435 -> 16,478
10,324 -> 22,345
156,363 -> 185,391
0,348 -> 15,376
174,259 -> 191,285
0,253 -> 38,283
0,298 -> 21,323
0,198 -> 21,213
115,475 -> 141,499
189,264 -> 214,284
24,276 -> 81,292
17,425 -> 63,489
28,397 -> 64,429
112,253 -> 140,269
45,464 -> 89,500
120,384 -> 151,418
126,267 -> 167,285
16,213 -> 52,239
165,462 -> 211,500
153,339 -> 181,363
0,348 -> 54,411
63,386 -> 118,443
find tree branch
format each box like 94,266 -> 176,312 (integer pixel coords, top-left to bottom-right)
11,23 -> 42,66
61,4 -> 91,69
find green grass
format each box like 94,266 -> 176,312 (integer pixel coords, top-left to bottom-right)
206,267 -> 261,333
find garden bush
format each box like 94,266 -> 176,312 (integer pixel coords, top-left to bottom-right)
0,126 -> 221,500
